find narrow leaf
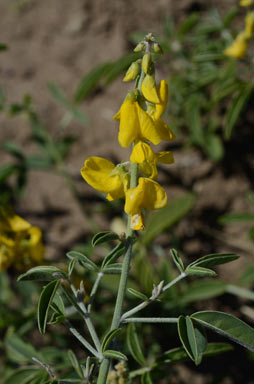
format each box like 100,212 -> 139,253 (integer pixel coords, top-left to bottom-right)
177,316 -> 195,361
191,311 -> 254,352
219,213 -> 254,224
141,372 -> 153,384
18,266 -> 67,282
102,350 -> 127,361
127,288 -> 148,302
127,323 -> 146,366
66,251 -> 98,272
187,253 -> 239,269
170,249 -> 184,272
91,231 -> 119,247
102,328 -> 122,353
102,263 -> 122,274
37,280 -> 60,333
68,350 -> 84,379
142,194 -> 195,245
102,242 -> 125,268
185,266 -> 217,277
224,84 -> 253,139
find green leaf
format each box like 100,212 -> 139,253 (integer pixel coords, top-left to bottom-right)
101,242 -> 125,268
18,266 -> 67,282
127,323 -> 146,366
191,311 -> 254,352
0,43 -> 8,51
37,280 -> 60,333
2,141 -> 24,160
102,263 -> 122,274
101,328 -> 122,352
74,62 -> 113,102
66,251 -> 98,272
177,316 -> 195,361
185,266 -> 217,277
154,342 -> 233,365
127,288 -> 148,302
223,6 -> 238,27
203,133 -> 224,162
224,83 -> 253,139
177,13 -> 200,37
68,257 -> 77,277
0,164 -> 19,183
170,249 -> 184,273
141,194 -> 195,245
2,367 -> 44,384
219,213 -> 254,224
25,155 -> 52,170
102,350 -> 127,361
186,316 -> 207,365
68,350 -> 84,379
178,280 -> 226,306
91,231 -> 119,247
187,253 -> 239,269
4,333 -> 41,363
48,83 -> 69,107
141,372 -> 153,384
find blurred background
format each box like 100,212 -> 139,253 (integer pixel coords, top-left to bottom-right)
0,0 -> 254,383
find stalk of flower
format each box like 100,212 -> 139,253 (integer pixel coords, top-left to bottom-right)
80,33 -> 175,384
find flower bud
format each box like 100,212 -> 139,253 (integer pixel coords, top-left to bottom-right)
142,53 -> 152,74
141,74 -> 160,103
153,42 -> 163,54
123,61 -> 140,82
134,42 -> 145,52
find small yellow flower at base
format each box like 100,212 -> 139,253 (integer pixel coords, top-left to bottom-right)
0,206 -> 31,232
81,157 -> 128,201
141,74 -> 160,104
240,0 -> 254,6
224,33 -> 248,59
125,177 -> 167,231
130,141 -> 174,179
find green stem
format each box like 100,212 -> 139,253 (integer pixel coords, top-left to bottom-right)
122,317 -> 178,323
88,272 -> 104,313
97,163 -> 139,384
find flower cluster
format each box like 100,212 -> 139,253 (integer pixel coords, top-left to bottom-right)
81,34 -> 175,231
224,0 -> 254,59
0,207 -> 44,271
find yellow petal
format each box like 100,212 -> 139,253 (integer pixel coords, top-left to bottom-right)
0,245 -> 14,271
156,151 -> 174,164
125,177 -> 167,215
155,119 -> 176,141
130,213 -> 145,231
137,103 -> 162,145
141,74 -> 160,103
224,33 -> 248,59
81,157 -> 125,200
113,110 -> 121,121
141,53 -> 151,74
0,207 -> 31,232
154,80 -> 168,120
130,141 -> 158,179
118,99 -> 140,147
240,0 -> 254,6
244,11 -> 254,39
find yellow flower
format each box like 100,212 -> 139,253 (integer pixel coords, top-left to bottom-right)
224,33 -> 248,59
141,74 -> 160,103
14,226 -> 45,270
240,0 -> 254,6
130,141 -> 174,179
81,157 -> 129,201
114,87 -> 174,148
0,206 -> 31,232
244,11 -> 254,39
123,61 -> 140,82
0,244 -> 15,271
124,177 -> 167,230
